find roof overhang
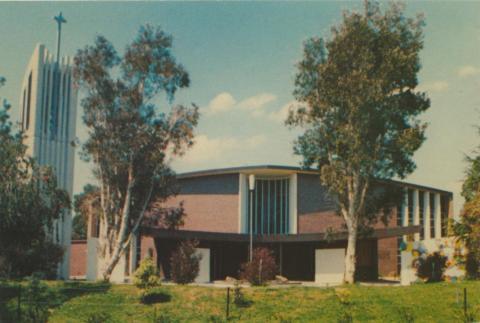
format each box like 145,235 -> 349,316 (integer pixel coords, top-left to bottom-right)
176,165 -> 452,196
141,225 -> 420,243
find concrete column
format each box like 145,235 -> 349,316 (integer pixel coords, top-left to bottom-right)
238,174 -> 247,233
289,174 -> 298,234
401,189 -> 409,241
423,192 -> 431,240
435,193 -> 441,238
413,189 -> 420,241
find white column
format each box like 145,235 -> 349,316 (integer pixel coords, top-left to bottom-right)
238,174 -> 248,233
435,193 -> 441,239
289,173 -> 298,234
401,189 -> 409,241
413,189 -> 420,241
424,192 -> 431,240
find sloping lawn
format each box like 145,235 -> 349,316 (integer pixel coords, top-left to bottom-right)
4,281 -> 480,322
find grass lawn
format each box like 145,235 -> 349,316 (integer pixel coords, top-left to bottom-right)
2,281 -> 480,322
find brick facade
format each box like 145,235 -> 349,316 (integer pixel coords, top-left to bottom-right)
70,240 -> 87,278
163,174 -> 239,233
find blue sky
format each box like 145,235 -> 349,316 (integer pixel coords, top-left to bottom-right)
1,1 -> 479,215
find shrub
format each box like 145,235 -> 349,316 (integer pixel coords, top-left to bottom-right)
23,273 -> 56,323
239,247 -> 277,286
85,312 -> 112,323
417,252 -> 447,282
170,240 -> 202,284
140,287 -> 171,304
133,256 -> 160,289
233,281 -> 251,308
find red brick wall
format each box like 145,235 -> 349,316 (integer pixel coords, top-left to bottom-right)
298,210 -> 345,233
70,240 -> 87,278
164,194 -> 239,233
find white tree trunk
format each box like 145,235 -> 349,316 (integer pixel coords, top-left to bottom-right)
344,221 -> 357,284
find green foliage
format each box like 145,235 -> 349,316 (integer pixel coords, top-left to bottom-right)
0,77 -> 69,279
139,287 -> 171,304
85,312 -> 112,323
239,247 -> 277,286
453,128 -> 480,279
22,274 -> 56,323
233,281 -> 251,308
170,240 -> 202,284
73,25 -> 198,280
416,252 -> 447,282
287,0 -> 428,282
133,256 -> 161,290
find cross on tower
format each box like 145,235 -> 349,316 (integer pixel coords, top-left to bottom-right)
54,12 -> 67,63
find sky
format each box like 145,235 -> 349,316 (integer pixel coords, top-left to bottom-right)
0,1 -> 479,216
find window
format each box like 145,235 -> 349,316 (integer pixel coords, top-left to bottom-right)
430,193 -> 435,238
407,189 -> 413,226
26,72 -> 32,130
247,177 -> 290,235
419,191 -> 424,240
441,195 -> 449,237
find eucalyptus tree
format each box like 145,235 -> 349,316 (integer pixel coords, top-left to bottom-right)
287,1 -> 430,283
0,77 -> 69,278
74,25 -> 199,280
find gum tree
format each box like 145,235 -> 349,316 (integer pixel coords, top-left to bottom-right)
287,1 -> 430,283
74,25 -> 199,281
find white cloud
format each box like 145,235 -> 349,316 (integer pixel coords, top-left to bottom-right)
205,92 -> 277,116
417,81 -> 449,93
267,101 -> 301,123
178,134 -> 267,164
206,92 -> 236,114
457,65 -> 480,77
237,93 -> 277,111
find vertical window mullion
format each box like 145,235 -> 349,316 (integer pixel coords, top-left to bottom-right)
280,179 -> 283,234
268,181 -> 271,234
274,180 -> 277,235
261,180 -> 264,235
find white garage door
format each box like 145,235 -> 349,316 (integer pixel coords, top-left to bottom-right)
315,248 -> 345,284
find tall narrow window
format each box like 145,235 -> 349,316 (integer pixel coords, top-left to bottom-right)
44,69 -> 51,134
430,193 -> 435,238
26,72 -> 32,130
419,191 -> 424,240
407,189 -> 413,226
21,89 -> 26,130
247,177 -> 290,235
440,195 -> 449,237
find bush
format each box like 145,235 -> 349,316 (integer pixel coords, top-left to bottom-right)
417,252 -> 447,282
85,312 -> 112,323
23,273 -> 56,323
239,247 -> 277,286
233,281 -> 251,307
170,240 -> 201,284
133,256 -> 160,289
140,287 -> 171,304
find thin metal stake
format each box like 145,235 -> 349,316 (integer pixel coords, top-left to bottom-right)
464,287 -> 467,319
17,285 -> 21,321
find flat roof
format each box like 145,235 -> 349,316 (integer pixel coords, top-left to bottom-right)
177,165 -> 453,195
142,225 -> 421,243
